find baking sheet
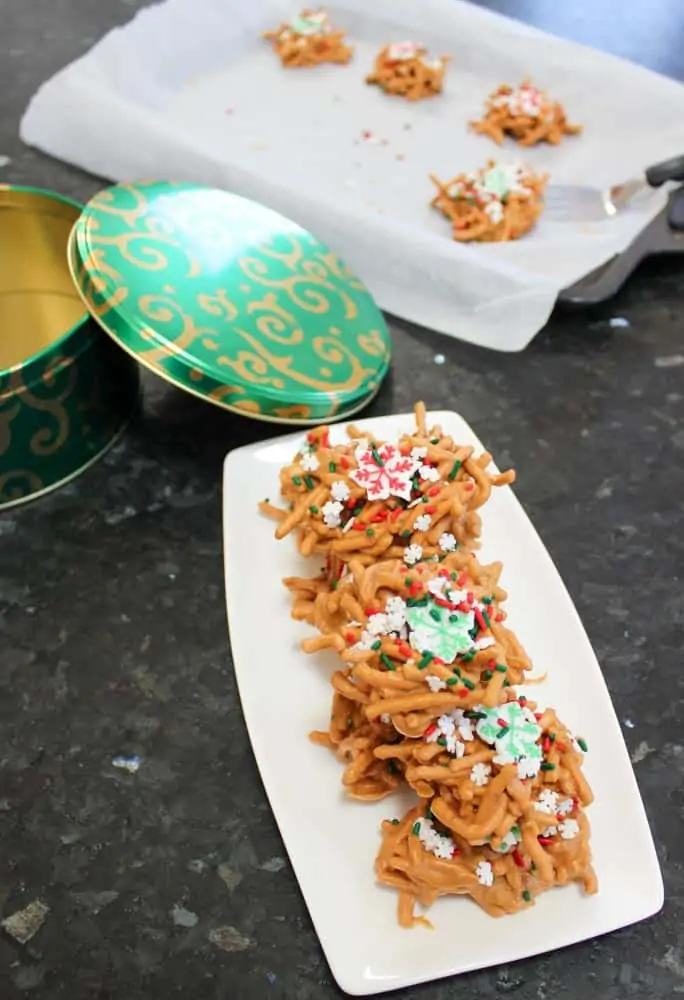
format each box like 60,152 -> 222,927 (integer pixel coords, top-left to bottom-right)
20,0 -> 684,350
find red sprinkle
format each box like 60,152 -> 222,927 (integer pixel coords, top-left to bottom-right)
353,522 -> 366,531
451,848 -> 461,857
409,582 -> 423,597
321,431 -> 331,448
428,486 -> 441,497
538,836 -> 554,846
466,592 -> 474,604
459,689 -> 469,699
473,607 -> 487,632
556,742 -> 567,753
542,736 -> 551,753
497,718 -> 509,729
340,457 -> 350,469
534,712 -> 543,721
424,723 -> 438,739
366,609 -> 381,617
307,433 -> 316,445
495,613 -> 505,622
345,631 -> 356,643
465,481 -> 475,491
390,507 -> 403,521
457,573 -> 468,587
425,505 -> 437,515
512,849 -> 526,869
487,659 -> 497,670
399,445 -> 411,457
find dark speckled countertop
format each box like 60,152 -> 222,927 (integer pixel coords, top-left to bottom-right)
2,2 -> 684,998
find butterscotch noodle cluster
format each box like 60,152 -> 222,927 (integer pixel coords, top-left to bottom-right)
260,402 -> 596,927
471,80 -> 582,146
366,42 -> 450,101
430,161 -> 547,242
263,9 -> 353,67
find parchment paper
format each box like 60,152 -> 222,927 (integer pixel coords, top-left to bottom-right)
20,0 -> 684,350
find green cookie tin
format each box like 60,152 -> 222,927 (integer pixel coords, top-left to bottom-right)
68,181 -> 391,425
0,186 -> 140,511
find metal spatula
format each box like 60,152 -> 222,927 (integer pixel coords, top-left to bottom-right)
545,155 -> 684,222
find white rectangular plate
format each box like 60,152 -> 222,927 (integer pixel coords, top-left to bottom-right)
223,411 -> 663,996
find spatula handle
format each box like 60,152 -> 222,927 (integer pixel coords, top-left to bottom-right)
645,155 -> 684,187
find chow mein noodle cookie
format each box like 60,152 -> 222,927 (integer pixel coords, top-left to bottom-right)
263,8 -> 352,68
366,42 -> 449,101
471,80 -> 582,146
259,402 -> 514,589
430,161 -> 547,242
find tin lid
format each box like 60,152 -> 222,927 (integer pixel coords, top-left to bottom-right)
68,181 -> 391,424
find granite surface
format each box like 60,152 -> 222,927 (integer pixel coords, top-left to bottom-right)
2,1 -> 684,998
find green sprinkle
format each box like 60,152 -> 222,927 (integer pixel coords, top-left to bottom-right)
496,727 -> 508,739
540,762 -> 556,771
353,505 -> 363,516
449,614 -> 459,624
329,461 -> 336,472
482,596 -> 493,605
418,651 -> 434,669
446,677 -> 459,686
380,653 -> 396,672
450,572 -> 458,581
577,737 -> 588,752
437,736 -> 447,747
405,577 -> 413,586
429,607 -> 441,622
482,669 -> 493,681
304,475 -> 314,490
503,679 -> 511,687
448,460 -> 462,481
292,476 -> 302,486
309,505 -> 319,514
451,666 -> 462,677
522,890 -> 531,903
371,446 -> 384,466
264,497 -> 270,504
425,806 -> 434,821
391,818 -> 400,825
407,597 -> 428,607
550,732 -> 556,743
462,678 -> 475,690
366,527 -> 374,537
422,495 -> 429,503
387,760 -> 398,774
331,580 -> 338,591
495,663 -> 507,673
461,651 -> 476,663
412,821 -> 421,836
530,862 -> 536,872
401,530 -> 412,538
371,640 -> 382,651
511,826 -> 521,837
430,437 -> 440,444
482,610 -> 492,628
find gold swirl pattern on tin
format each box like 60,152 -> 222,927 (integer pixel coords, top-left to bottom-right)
0,469 -> 43,500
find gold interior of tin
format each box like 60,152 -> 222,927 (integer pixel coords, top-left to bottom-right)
0,189 -> 86,371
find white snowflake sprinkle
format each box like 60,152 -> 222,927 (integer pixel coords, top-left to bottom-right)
321,500 -> 343,528
470,762 -> 491,786
492,826 -> 521,854
556,797 -> 574,816
425,713 -> 466,756
301,452 -> 319,472
404,544 -> 423,566
426,674 -> 446,692
475,860 -> 494,887
353,630 -> 375,651
418,464 -> 440,482
559,818 -> 580,840
380,713 -> 392,724
541,825 -> 558,837
330,480 -> 350,502
414,513 -> 432,532
410,446 -> 428,461
367,613 -> 390,636
517,755 -> 541,780
484,199 -> 504,224
427,577 -> 448,598
446,587 -> 467,604
438,532 -> 457,552
385,596 -> 407,632
416,817 -> 455,860
535,789 -> 559,815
